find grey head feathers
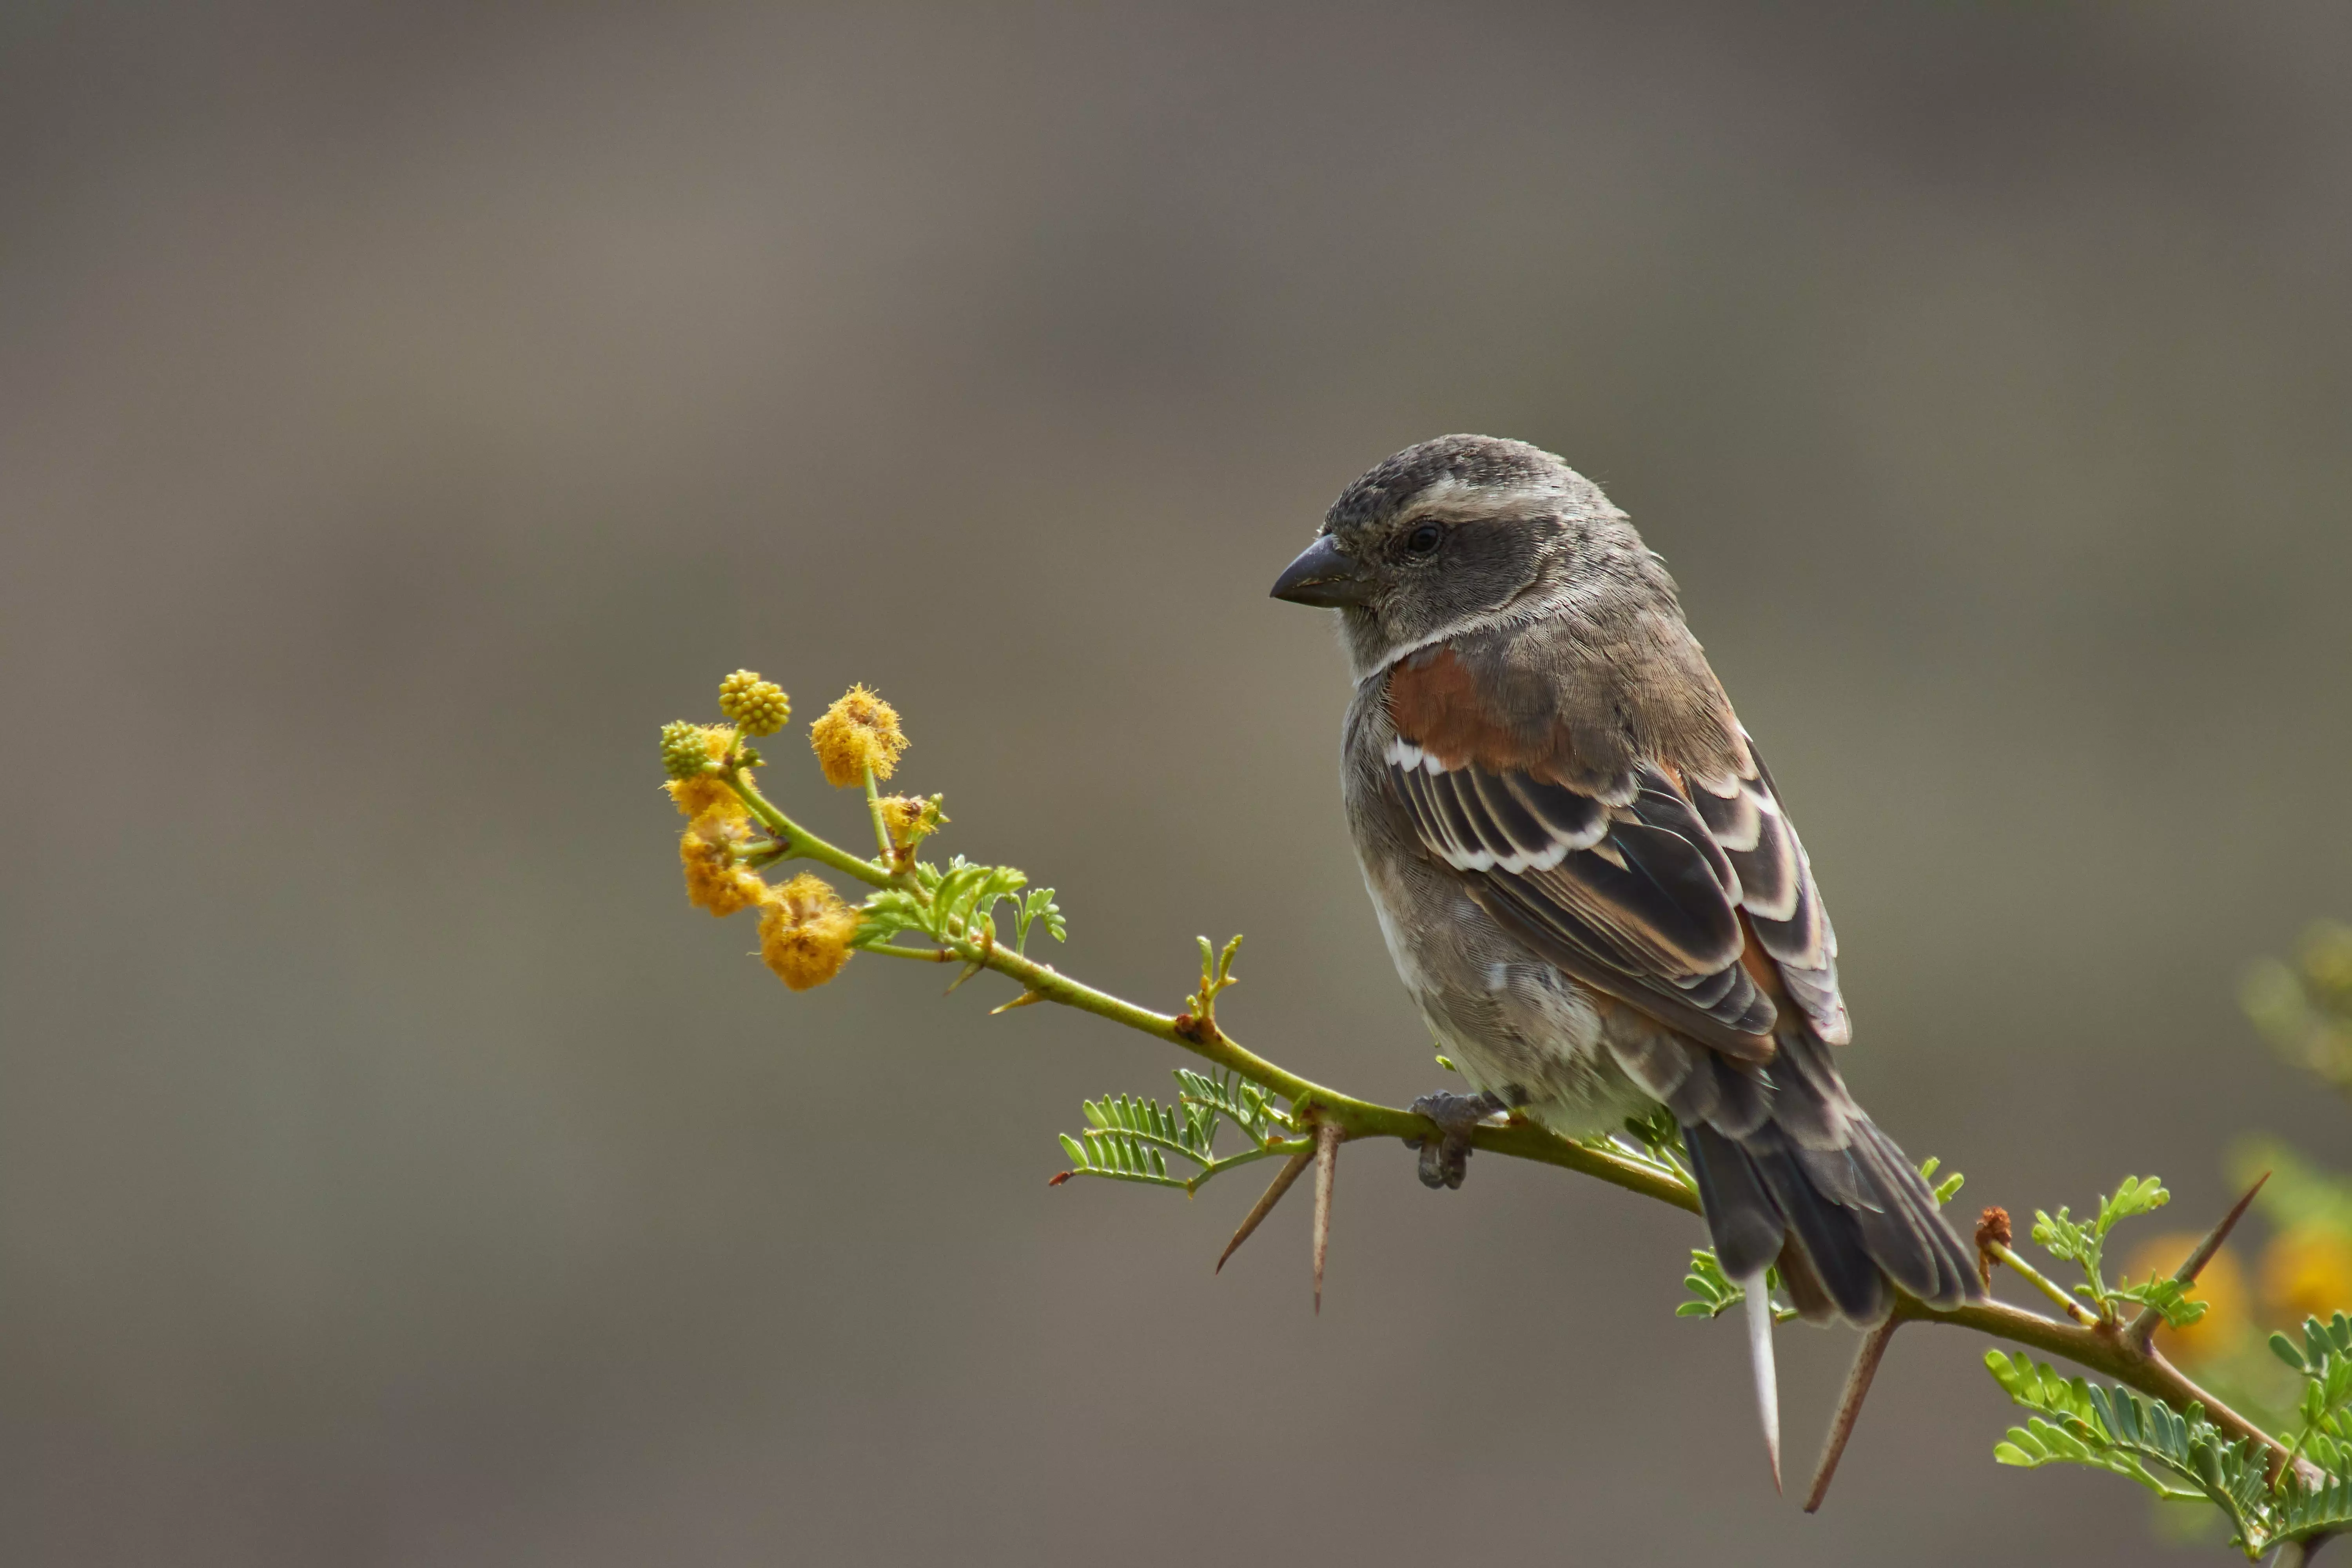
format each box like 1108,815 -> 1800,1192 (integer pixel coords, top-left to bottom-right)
1307,435 -> 1682,681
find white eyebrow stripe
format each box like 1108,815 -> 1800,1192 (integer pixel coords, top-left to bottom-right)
1406,473 -> 1573,517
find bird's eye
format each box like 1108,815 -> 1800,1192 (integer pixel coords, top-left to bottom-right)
1403,523 -> 1445,556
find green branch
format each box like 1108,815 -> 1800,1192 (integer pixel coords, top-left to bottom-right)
659,675 -> 2348,1561
898,919 -> 2297,1470
726,764 -> 899,891
875,929 -> 1698,1209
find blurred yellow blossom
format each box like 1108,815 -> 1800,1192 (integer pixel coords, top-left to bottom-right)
760,873 -> 861,990
2124,1232 -> 2249,1364
2261,1225 -> 2352,1327
810,684 -> 907,787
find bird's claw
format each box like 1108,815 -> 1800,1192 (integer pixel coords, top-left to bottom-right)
1406,1090 -> 1505,1190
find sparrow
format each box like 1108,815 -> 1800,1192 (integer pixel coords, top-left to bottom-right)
1272,434 -> 1980,1482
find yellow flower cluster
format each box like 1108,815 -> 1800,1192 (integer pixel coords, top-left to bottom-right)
810,684 -> 907,787
679,811 -> 765,918
668,777 -> 746,821
877,792 -> 947,849
659,722 -> 742,819
718,670 -> 791,737
657,673 -> 879,993
760,873 -> 861,990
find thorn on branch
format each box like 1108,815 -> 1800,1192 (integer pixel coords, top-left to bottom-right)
1312,1121 -> 1341,1314
1737,1269 -> 1782,1494
990,989 -> 1048,1014
1215,1148 -> 1315,1273
1805,1316 -> 1902,1513
2126,1171 -> 2268,1352
945,927 -> 995,995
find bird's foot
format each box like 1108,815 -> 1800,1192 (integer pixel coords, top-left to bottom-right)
1406,1090 -> 1506,1190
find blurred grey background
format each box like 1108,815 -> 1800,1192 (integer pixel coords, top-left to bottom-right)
3,3 -> 2348,1563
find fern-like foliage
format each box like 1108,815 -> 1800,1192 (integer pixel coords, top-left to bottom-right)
1989,1336 -> 2352,1559
2031,1174 -> 2172,1322
1677,1249 -> 1797,1323
1595,1105 -> 1692,1191
1054,1067 -> 1303,1193
2270,1314 -> 2352,1478
853,854 -> 1067,953
1173,1067 -> 1282,1145
2110,1271 -> 2212,1331
1986,1177 -> 2352,1552
1989,1351 -> 2276,1550
2279,1473 -> 2352,1541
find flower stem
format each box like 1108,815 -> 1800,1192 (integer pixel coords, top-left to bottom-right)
725,768 -> 896,889
1988,1241 -> 2100,1326
862,942 -> 956,962
862,767 -> 895,863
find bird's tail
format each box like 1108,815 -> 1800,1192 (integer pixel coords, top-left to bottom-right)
1662,1027 -> 1978,1488
1675,1029 -> 1981,1325
1612,1020 -> 1978,1482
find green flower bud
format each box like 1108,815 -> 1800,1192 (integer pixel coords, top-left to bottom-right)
661,719 -> 721,780
719,670 -> 792,737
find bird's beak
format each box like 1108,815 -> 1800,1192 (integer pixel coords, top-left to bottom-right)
1270,535 -> 1372,608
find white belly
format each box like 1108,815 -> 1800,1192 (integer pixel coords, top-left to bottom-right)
1367,869 -> 1651,1138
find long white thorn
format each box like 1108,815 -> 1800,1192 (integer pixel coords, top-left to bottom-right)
1741,1269 -> 1782,1493
1311,1122 -> 1341,1312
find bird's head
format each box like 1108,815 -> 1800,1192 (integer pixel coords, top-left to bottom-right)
1271,434 -> 1663,679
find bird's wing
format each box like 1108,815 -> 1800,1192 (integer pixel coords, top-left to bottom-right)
1380,645 -> 1846,1060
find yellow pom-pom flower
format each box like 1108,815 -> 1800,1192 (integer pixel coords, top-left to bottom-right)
759,873 -> 862,990
679,812 -> 766,918
2123,1232 -> 2249,1364
660,723 -> 749,818
877,793 -> 947,848
667,775 -> 748,821
718,670 -> 791,737
2261,1225 -> 2352,1326
809,684 -> 908,788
